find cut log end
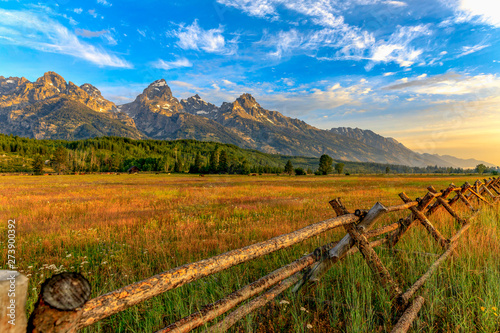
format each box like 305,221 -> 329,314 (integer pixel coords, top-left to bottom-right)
41,273 -> 91,311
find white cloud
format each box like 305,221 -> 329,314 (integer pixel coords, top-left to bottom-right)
137,29 -> 146,38
366,25 -> 430,69
268,29 -> 302,58
88,9 -> 98,18
384,1 -> 407,7
222,79 -> 236,86
73,8 -> 83,14
384,72 -> 500,95
218,0 -> 433,69
153,58 -> 193,70
97,0 -> 112,6
216,0 -> 280,19
0,9 -> 131,68
457,0 -> 500,27
458,43 -> 490,57
171,20 -> 237,55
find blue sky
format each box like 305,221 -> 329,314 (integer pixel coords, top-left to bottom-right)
0,0 -> 499,164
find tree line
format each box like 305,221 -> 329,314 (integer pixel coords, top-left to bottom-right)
0,134 -> 497,175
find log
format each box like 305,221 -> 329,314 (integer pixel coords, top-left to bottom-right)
365,222 -> 400,239
425,184 -> 456,216
457,191 -> 475,212
480,185 -> 496,199
205,273 -> 302,333
399,193 -> 448,249
386,202 -> 418,212
293,202 -> 388,292
391,296 -> 425,333
435,197 -> 465,224
0,271 -> 28,333
488,184 -> 500,196
387,191 -> 437,248
77,213 -> 359,328
467,188 -> 493,206
28,272 -> 91,333
157,239 -> 340,333
348,227 -> 402,299
204,238 -> 389,333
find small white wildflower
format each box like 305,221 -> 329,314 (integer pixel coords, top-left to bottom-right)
279,300 -> 290,305
101,261 -> 108,265
66,254 -> 72,258
28,266 -> 33,269
307,324 -> 313,329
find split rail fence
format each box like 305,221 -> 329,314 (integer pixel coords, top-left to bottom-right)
1,177 -> 500,333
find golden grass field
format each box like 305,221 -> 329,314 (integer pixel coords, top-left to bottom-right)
1,174 -> 499,332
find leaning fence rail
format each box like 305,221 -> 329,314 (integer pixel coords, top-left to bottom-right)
1,177 -> 499,332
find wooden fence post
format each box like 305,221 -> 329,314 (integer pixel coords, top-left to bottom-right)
0,271 -> 28,333
293,202 -> 388,292
27,272 -> 91,333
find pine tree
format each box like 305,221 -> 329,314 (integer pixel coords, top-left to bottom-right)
318,155 -> 333,175
32,155 -> 44,175
209,149 -> 220,173
174,157 -> 183,173
334,162 -> 345,175
53,146 -> 68,174
284,160 -> 294,175
219,150 -> 228,173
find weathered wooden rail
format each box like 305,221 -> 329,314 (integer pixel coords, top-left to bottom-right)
1,177 -> 499,332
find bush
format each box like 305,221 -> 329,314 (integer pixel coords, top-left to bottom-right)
295,167 -> 306,175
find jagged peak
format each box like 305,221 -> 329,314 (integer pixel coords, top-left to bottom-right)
35,71 -> 67,88
81,83 -> 99,91
80,83 -> 102,97
149,79 -> 169,88
141,79 -> 173,99
236,93 -> 261,110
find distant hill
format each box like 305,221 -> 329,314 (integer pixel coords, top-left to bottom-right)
330,127 -> 494,169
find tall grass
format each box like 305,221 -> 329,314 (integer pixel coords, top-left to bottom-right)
0,174 -> 498,332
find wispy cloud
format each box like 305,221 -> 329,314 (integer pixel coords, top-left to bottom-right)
219,1 -> 430,68
97,0 -> 112,6
260,23 -> 428,70
216,0 -> 279,20
75,28 -> 109,38
383,72 -> 500,95
0,8 -> 131,68
153,58 -> 193,70
75,28 -> 117,45
458,43 -> 490,57
366,24 -> 430,69
170,20 -> 237,55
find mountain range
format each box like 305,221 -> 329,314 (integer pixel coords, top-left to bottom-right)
0,72 -> 494,169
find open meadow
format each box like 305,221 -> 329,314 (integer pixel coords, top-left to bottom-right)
1,174 -> 499,332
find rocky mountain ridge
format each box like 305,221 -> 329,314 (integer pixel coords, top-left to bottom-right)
0,72 -> 493,168
0,72 -> 143,139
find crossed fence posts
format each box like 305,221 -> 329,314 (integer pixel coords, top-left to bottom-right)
1,177 -> 499,332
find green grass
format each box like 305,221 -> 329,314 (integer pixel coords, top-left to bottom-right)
0,174 -> 498,332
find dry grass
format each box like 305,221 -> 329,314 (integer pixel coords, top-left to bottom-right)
0,174 -> 498,332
